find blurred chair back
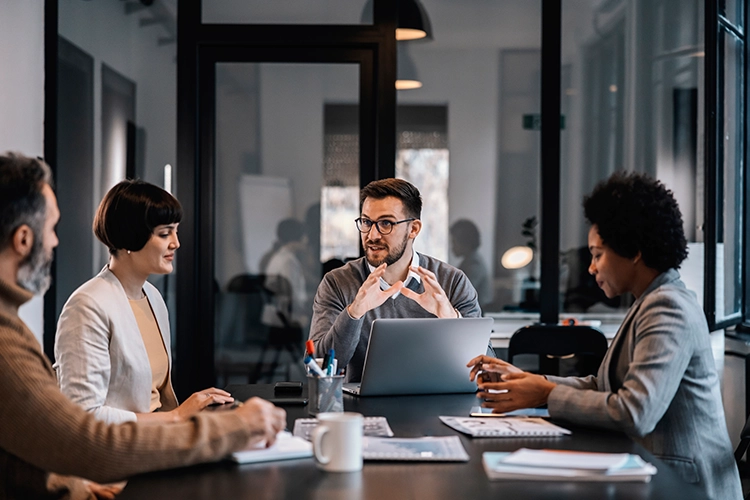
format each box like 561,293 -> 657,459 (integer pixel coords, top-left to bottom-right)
735,413 -> 750,463
508,325 -> 608,377
735,414 -> 750,498
221,274 -> 271,346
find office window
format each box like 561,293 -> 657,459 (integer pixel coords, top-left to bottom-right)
396,106 -> 449,263
321,104 -> 449,263
715,17 -> 745,327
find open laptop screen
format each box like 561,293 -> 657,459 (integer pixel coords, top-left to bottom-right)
344,317 -> 493,396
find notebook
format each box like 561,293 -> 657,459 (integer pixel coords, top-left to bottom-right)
439,416 -> 571,437
482,449 -> 657,482
343,317 -> 493,396
230,431 -> 313,464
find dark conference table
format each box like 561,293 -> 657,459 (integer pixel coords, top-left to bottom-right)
119,384 -> 704,499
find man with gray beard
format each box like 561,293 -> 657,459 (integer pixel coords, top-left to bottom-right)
0,153 -> 286,500
308,178 -> 483,382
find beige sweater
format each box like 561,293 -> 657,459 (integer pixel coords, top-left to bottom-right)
0,277 -> 254,500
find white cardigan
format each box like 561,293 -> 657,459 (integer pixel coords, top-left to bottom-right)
54,266 -> 178,424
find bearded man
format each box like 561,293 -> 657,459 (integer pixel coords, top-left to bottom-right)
308,178 -> 484,382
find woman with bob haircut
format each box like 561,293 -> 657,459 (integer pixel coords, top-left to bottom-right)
467,172 -> 741,499
54,179 -> 233,424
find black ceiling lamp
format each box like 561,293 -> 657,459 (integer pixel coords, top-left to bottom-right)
396,0 -> 432,41
362,0 -> 433,41
396,43 -> 422,90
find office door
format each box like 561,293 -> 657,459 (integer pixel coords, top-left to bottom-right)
174,44 -> 382,391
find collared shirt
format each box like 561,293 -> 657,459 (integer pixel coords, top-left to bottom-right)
367,249 -> 421,299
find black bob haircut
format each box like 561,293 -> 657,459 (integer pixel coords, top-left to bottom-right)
583,171 -> 688,272
360,178 -> 422,219
94,179 -> 182,255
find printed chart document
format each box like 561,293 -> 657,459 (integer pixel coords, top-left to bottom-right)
482,448 -> 658,482
362,436 -> 469,462
293,416 -> 394,441
440,416 -> 571,437
230,431 -> 313,464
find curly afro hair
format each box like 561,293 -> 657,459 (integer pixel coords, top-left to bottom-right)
583,171 -> 688,272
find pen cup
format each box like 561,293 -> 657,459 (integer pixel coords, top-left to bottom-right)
308,374 -> 344,415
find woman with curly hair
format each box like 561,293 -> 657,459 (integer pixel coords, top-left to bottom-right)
467,171 -> 741,499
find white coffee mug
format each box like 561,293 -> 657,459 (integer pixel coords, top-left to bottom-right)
311,412 -> 363,472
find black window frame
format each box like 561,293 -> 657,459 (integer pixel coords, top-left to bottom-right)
709,0 -> 747,331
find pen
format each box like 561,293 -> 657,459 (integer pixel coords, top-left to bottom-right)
325,349 -> 335,376
304,355 -> 326,377
321,350 -> 332,376
305,340 -> 315,357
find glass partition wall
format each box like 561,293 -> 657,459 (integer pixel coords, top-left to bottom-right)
48,0 -> 178,359
214,63 -> 360,383
559,0 -> 706,323
46,0 -> 741,390
395,1 -> 543,315
45,1 -> 742,392
182,0 -> 726,388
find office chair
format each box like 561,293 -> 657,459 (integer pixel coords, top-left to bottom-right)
736,414 -> 750,498
251,273 -> 306,383
215,274 -> 273,385
735,413 -> 750,463
508,325 -> 608,377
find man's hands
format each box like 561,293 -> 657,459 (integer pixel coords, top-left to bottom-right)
347,263 -> 404,319
235,397 -> 287,448
348,264 -> 458,319
399,266 -> 458,318
467,355 -> 556,413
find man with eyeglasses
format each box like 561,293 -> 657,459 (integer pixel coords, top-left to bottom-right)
308,178 -> 483,382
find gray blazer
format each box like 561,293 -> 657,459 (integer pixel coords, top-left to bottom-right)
547,269 -> 741,499
54,266 -> 178,424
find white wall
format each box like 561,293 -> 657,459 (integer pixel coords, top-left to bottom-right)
0,1 -> 46,344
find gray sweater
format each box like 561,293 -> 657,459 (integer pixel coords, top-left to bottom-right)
308,253 -> 482,382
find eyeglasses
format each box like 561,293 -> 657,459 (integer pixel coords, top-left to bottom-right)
355,217 -> 416,235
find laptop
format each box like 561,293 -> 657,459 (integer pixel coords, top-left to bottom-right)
343,317 -> 493,396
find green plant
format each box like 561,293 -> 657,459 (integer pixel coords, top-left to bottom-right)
521,216 -> 538,250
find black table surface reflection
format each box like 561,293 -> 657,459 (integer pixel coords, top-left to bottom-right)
117,384 -> 704,500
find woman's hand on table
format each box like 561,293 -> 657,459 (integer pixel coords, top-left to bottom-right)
466,355 -> 523,383
137,388 -> 235,424
172,387 -> 235,421
476,372 -> 556,413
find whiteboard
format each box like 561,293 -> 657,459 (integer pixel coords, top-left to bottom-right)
238,175 -> 293,273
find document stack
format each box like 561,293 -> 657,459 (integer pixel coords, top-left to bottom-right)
482,448 -> 657,482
